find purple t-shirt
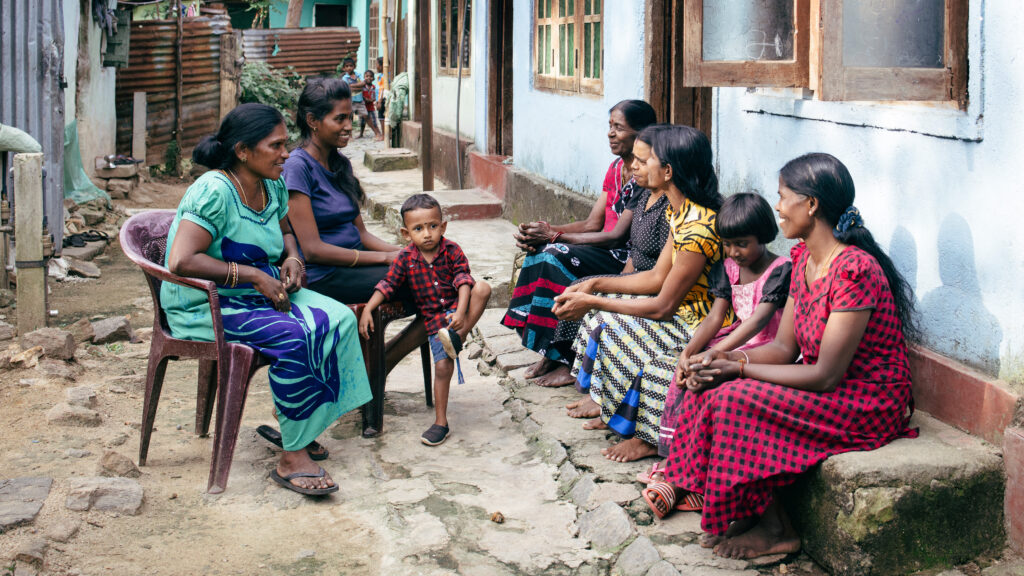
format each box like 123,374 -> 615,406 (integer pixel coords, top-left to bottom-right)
281,147 -> 362,284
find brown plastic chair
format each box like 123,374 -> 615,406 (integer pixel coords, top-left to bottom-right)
120,210 -> 432,492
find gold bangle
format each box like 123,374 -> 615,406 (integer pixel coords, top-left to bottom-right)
737,350 -> 749,378
349,249 -> 360,267
285,256 -> 305,271
223,261 -> 232,285
230,262 -> 239,288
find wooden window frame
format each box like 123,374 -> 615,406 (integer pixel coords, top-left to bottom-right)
818,0 -> 968,105
437,0 -> 471,77
368,0 -> 379,63
682,0 -> 968,107
534,0 -> 603,96
682,0 -> 809,88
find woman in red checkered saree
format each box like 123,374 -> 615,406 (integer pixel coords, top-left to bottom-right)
649,153 -> 918,559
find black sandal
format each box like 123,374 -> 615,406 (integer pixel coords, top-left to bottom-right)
256,424 -> 329,460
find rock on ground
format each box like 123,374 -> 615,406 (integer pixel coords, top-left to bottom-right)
0,477 -> 52,531
46,519 -> 81,543
578,501 -> 634,551
646,561 -> 683,576
14,537 -> 47,565
66,257 -> 101,279
97,450 -> 142,478
615,536 -> 662,576
65,477 -> 143,514
0,319 -> 15,341
66,317 -> 94,343
20,327 -> 75,360
91,316 -> 134,344
46,403 -> 102,427
65,386 -> 96,408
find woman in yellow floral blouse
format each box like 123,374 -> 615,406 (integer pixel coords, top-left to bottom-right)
552,124 -> 729,463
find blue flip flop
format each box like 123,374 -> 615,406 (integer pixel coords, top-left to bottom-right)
270,466 -> 339,496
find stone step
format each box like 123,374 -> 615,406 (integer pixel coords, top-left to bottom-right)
786,412 -> 1004,576
363,147 -> 419,172
367,188 -> 504,234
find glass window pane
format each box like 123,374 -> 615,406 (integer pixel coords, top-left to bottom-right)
559,0 -> 566,18
462,0 -> 472,67
546,0 -> 552,19
584,22 -> 592,77
439,0 -> 448,68
585,0 -> 592,16
538,0 -> 544,18
450,0 -> 458,66
545,25 -> 551,73
568,0 -> 574,17
594,0 -> 600,16
702,0 -> 795,62
594,22 -> 601,78
559,24 -> 566,75
567,22 -> 575,75
843,0 -> 944,68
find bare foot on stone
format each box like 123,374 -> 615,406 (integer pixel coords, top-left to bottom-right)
535,365 -> 575,387
582,418 -> 607,430
601,437 -> 658,462
701,517 -> 758,548
566,397 -> 600,418
714,500 -> 800,559
525,358 -> 558,379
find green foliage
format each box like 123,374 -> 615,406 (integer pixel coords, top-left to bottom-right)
239,61 -> 303,142
163,139 -> 180,176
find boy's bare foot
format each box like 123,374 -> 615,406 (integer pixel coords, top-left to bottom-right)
535,365 -> 574,387
601,437 -> 658,462
714,500 -> 800,559
566,397 -> 600,418
525,358 -> 558,379
582,417 -> 607,430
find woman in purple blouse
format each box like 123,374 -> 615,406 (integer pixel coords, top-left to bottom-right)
283,78 -> 423,369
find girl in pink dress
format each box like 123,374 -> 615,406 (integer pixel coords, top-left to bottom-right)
645,194 -> 792,483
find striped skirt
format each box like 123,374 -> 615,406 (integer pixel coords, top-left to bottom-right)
502,243 -> 624,363
570,294 -> 694,446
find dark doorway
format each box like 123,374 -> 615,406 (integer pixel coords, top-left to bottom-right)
314,4 -> 349,27
486,0 -> 513,156
646,0 -> 712,138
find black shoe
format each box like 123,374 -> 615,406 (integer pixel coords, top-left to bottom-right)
421,424 -> 450,446
436,328 -> 463,359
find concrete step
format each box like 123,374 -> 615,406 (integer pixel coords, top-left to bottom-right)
366,188 -> 504,234
363,147 -> 419,172
786,412 -> 1003,576
439,218 -> 519,310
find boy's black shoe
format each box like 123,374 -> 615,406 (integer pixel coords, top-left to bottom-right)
437,328 -> 463,359
421,424 -> 450,446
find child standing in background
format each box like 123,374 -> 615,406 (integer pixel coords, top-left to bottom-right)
360,70 -> 385,141
359,194 -> 492,446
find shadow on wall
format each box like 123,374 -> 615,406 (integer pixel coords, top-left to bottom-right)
914,214 -> 1002,375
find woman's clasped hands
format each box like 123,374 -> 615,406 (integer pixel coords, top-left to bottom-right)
674,348 -> 743,392
551,279 -> 596,321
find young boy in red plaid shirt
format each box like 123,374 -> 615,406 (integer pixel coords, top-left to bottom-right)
359,194 -> 491,446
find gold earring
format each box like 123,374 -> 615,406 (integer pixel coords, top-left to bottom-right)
241,157 -> 247,163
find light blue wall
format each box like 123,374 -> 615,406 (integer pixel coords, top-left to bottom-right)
509,0 -> 647,195
269,0 -> 369,72
709,0 -> 1023,382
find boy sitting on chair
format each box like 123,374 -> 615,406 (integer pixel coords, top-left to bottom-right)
359,194 -> 491,446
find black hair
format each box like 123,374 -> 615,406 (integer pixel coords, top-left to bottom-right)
342,57 -> 355,67
609,100 -> 658,132
193,103 -> 284,170
637,124 -> 723,211
716,193 -> 778,244
295,77 -> 366,205
400,193 -> 442,224
780,152 -> 917,338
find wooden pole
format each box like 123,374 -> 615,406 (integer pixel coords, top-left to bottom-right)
174,0 -> 184,174
13,153 -> 46,337
417,0 -> 433,191
382,0 -> 391,146
132,92 -> 147,162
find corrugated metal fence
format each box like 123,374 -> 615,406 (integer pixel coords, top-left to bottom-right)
0,0 -> 66,248
115,16 -> 231,165
241,27 -> 361,77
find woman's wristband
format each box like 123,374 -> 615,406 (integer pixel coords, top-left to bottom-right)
285,256 -> 305,271
736,350 -> 749,378
550,231 -> 564,243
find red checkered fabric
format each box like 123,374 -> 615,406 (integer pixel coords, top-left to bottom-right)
662,244 -> 917,535
375,237 -> 475,335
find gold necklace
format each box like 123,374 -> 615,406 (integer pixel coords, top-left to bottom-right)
814,242 -> 842,280
226,170 -> 267,212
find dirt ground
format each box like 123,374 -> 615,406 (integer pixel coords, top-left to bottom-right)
0,175 -> 597,576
